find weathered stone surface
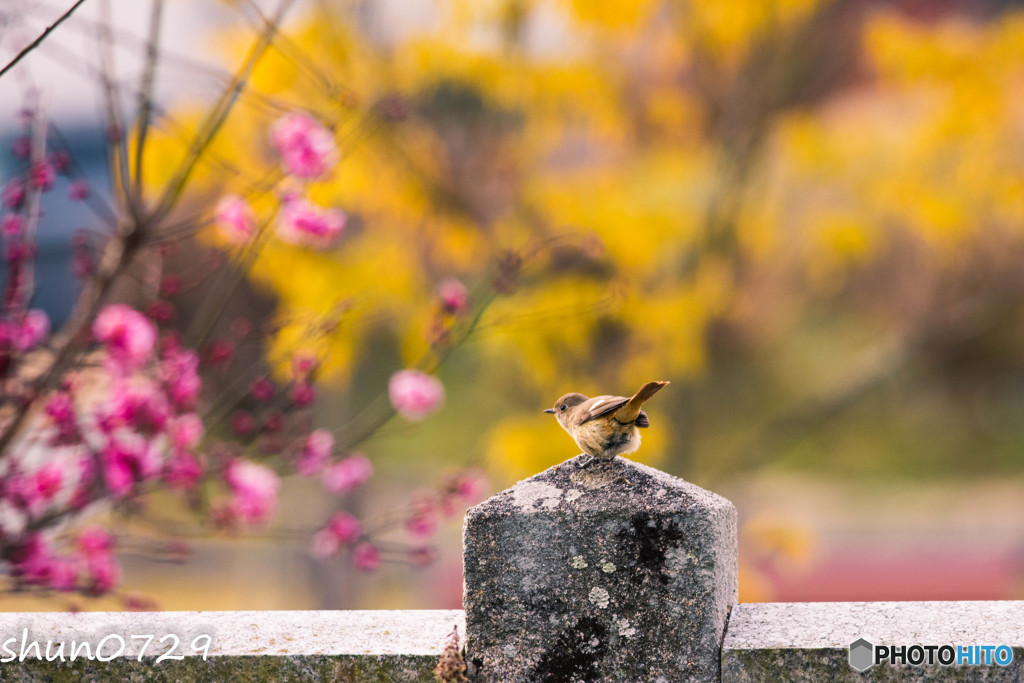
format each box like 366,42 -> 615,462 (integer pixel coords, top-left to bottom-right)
0,609 -> 464,682
723,601 -> 1024,681
463,454 -> 738,682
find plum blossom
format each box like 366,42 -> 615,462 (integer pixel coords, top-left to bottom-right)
93,304 -> 157,371
33,462 -> 63,504
290,381 -> 316,406
29,160 -> 55,190
405,498 -> 439,539
224,460 -> 279,523
13,309 -> 48,351
103,380 -> 170,436
3,181 -> 24,209
102,434 -> 163,498
436,278 -> 470,314
68,179 -> 90,201
327,511 -> 361,544
159,347 -> 201,410
277,198 -> 346,250
352,542 -> 380,571
214,195 -> 256,244
322,453 -> 372,495
310,511 -> 362,559
296,429 -> 333,476
270,113 -> 338,179
10,534 -> 57,586
164,450 -> 202,490
388,370 -> 445,421
77,527 -> 120,595
169,413 -> 204,450
2,214 -> 23,237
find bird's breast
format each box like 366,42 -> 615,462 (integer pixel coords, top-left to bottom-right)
571,416 -> 641,458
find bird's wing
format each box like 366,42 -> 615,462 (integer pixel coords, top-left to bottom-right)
578,395 -> 630,423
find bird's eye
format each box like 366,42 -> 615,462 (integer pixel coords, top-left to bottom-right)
559,404 -> 567,412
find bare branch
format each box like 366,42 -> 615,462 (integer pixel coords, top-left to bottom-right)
0,0 -> 89,80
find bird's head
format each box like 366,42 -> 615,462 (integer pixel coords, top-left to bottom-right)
544,392 -> 589,429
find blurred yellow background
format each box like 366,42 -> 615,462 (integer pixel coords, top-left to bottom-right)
10,0 -> 1024,610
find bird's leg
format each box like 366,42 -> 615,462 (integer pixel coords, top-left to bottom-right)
576,454 -> 595,468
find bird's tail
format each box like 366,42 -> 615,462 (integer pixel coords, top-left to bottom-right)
614,381 -> 669,423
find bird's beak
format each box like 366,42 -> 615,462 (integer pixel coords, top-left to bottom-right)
543,408 -> 556,414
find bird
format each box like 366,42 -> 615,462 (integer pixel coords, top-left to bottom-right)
544,381 -> 669,463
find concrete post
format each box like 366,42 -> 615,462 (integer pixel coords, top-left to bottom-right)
463,455 -> 738,682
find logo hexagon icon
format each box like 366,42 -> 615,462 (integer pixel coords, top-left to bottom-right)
849,638 -> 874,672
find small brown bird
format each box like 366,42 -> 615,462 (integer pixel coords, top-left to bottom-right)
545,381 -> 669,461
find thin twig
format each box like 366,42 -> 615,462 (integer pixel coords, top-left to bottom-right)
0,0 -> 89,80
133,0 -> 165,196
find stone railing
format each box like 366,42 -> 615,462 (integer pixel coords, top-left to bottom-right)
0,455 -> 1021,681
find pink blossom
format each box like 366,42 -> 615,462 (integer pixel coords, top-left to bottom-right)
322,453 -> 373,495
2,214 -> 23,237
45,391 -> 80,445
277,198 -> 346,250
296,429 -> 333,476
160,347 -> 201,410
169,413 -> 204,450
230,411 -> 254,437
214,195 -> 256,244
437,278 -> 470,314
224,459 -> 279,524
292,353 -> 318,378
250,377 -> 275,402
29,160 -> 56,190
93,304 -> 157,371
408,546 -> 435,567
270,113 -> 338,179
51,558 -> 80,592
326,511 -> 361,544
205,339 -> 235,368
454,471 -> 484,503
405,498 -> 439,539
310,529 -> 339,559
105,380 -> 170,435
84,553 -> 122,595
33,462 -> 63,503
291,381 -> 316,407
52,150 -> 71,174
11,535 -> 56,586
68,179 -> 90,201
13,309 -> 48,352
2,181 -> 24,210
388,370 -> 445,421
102,435 -> 162,498
77,527 -> 114,559
352,542 -> 380,572
164,450 -> 202,490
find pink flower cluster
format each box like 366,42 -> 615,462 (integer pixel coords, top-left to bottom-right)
270,113 -> 338,180
10,527 -> 121,596
277,198 -> 346,250
215,195 -> 257,244
389,370 -> 445,421
0,309 -> 49,353
212,111 -> 347,254
224,460 -> 280,524
93,304 -> 157,372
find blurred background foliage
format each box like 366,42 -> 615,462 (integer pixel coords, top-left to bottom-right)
13,0 -> 1024,607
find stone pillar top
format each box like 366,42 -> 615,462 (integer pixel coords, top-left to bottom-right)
463,455 -> 738,682
470,454 -> 734,518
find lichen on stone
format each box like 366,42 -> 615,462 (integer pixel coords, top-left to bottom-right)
588,587 -> 610,609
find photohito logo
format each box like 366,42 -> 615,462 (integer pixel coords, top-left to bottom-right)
849,638 -> 1014,672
